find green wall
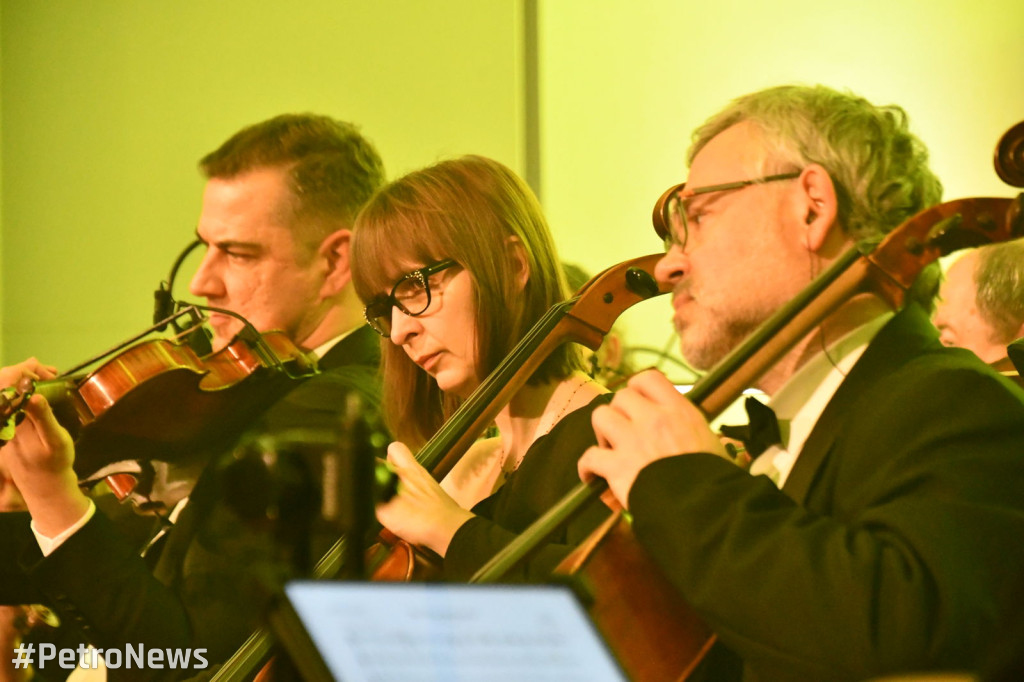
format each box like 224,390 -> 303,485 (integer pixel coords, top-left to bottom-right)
0,2 -> 4,363
539,0 -> 1024,382
0,0 -> 524,367
3,0 -> 1024,379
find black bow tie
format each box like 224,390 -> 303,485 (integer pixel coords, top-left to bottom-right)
720,397 -> 782,458
1009,337 -> 1024,375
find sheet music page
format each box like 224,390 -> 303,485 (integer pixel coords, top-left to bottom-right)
285,582 -> 626,682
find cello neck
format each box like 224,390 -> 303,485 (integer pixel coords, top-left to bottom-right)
471,194 -> 1024,584
419,253 -> 668,481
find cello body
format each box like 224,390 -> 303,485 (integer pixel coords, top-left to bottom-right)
555,513 -> 716,681
476,192 -> 1024,679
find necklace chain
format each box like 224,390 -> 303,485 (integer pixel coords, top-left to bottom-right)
501,376 -> 588,479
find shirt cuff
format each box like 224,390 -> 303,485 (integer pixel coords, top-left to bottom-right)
30,499 -> 97,557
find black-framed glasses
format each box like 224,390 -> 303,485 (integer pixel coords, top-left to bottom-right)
656,171 -> 801,251
363,259 -> 460,337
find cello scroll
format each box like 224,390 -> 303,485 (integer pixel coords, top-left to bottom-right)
995,120 -> 1024,188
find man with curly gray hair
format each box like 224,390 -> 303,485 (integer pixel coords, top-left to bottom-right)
580,85 -> 1024,681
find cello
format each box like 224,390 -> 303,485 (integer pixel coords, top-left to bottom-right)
211,253 -> 671,681
469,125 -> 1024,680
226,123 -> 1024,679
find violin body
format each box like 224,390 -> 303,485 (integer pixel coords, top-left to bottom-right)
4,331 -> 317,479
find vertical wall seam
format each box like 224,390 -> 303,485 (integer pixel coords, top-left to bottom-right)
523,0 -> 541,202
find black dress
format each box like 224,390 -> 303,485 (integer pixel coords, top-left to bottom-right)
444,393 -> 614,583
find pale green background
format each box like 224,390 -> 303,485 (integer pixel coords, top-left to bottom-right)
2,1 -> 1023,383
0,0 -> 525,368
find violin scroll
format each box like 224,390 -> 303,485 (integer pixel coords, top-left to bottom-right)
0,377 -> 71,445
0,377 -> 36,440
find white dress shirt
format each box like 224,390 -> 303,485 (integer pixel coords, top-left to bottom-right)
749,313 -> 893,488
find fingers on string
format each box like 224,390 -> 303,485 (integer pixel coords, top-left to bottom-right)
591,404 -> 635,450
606,386 -> 655,421
577,445 -> 607,483
578,447 -> 626,512
626,368 -> 686,404
386,441 -> 415,467
2,358 -> 57,385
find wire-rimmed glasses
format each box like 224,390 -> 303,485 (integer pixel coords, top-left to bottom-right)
655,172 -> 802,251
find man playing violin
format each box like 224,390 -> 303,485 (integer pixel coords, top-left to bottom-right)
0,113 -> 385,680
579,85 -> 1024,681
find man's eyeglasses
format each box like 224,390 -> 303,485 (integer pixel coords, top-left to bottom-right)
657,172 -> 801,251
363,259 -> 460,337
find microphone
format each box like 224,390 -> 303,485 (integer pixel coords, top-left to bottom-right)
185,322 -> 213,356
153,239 -> 213,355
153,284 -> 176,329
153,239 -> 204,328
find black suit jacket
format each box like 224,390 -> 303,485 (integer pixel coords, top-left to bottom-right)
627,305 -> 1024,682
0,325 -> 381,680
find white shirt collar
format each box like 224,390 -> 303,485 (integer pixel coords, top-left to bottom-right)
309,326 -> 360,360
753,312 -> 893,487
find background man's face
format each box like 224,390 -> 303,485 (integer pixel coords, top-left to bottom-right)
934,253 -> 1008,364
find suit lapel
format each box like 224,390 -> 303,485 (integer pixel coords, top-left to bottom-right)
317,325 -> 380,371
150,326 -> 381,587
782,305 -> 940,504
151,500 -> 200,584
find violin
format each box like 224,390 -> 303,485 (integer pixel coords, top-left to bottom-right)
0,308 -> 318,481
469,132 -> 1024,679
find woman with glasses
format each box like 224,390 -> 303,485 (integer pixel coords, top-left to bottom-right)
351,155 -> 609,582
